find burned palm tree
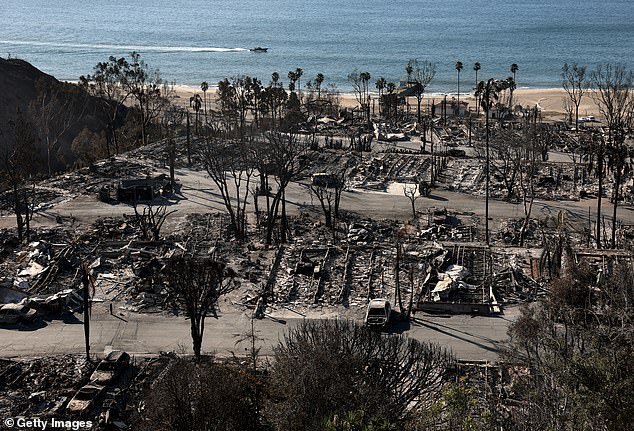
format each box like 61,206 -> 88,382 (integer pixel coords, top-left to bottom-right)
200,81 -> 209,123
189,93 -> 202,134
455,61 -> 463,111
473,62 -> 481,116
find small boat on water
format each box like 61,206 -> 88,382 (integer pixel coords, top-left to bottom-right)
250,47 -> 268,53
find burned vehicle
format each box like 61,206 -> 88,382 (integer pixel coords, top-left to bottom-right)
66,383 -> 105,415
365,298 -> 391,329
90,350 -> 130,384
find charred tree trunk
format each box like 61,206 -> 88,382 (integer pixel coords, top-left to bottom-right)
186,112 -> 191,166
417,97 -> 422,125
395,241 -> 404,317
81,266 -> 91,362
281,189 -> 288,243
596,143 -> 604,249
13,184 -> 24,241
611,165 -> 621,249
140,106 -> 147,146
407,265 -> 415,320
169,139 -> 176,193
430,140 -> 435,187
485,112 -> 491,245
191,317 -> 203,358
266,189 -> 283,245
22,188 -> 31,242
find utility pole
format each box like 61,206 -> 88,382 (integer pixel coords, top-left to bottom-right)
485,102 -> 490,245
81,264 -> 91,362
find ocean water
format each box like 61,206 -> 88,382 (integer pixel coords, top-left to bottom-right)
1,0 -> 633,93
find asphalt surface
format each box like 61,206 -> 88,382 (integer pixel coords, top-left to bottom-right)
0,304 -> 517,362
2,153 -> 632,230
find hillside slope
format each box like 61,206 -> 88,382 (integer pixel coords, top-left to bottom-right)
0,57 -> 110,173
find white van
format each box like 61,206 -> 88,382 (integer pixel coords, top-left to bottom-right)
365,298 -> 391,329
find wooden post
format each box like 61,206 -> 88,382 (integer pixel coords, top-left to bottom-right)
169,139 -> 176,192
81,265 -> 91,362
588,206 -> 591,247
395,241 -> 404,317
186,112 -> 192,167
407,264 -> 414,319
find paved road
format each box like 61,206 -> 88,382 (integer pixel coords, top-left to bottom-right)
0,305 -> 516,362
2,160 -> 632,232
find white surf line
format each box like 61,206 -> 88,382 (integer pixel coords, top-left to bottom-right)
0,40 -> 247,53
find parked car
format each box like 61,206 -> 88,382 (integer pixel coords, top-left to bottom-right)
66,383 -> 106,415
90,351 -> 130,384
365,298 -> 391,329
0,303 -> 37,325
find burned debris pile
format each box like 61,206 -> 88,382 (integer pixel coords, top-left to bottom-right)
0,355 -> 93,419
0,351 -> 154,428
1,112 -> 630,324
0,198 -> 546,323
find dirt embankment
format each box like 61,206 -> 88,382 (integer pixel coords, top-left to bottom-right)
0,58 -> 111,174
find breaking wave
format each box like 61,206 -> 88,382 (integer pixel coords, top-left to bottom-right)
0,40 -> 247,53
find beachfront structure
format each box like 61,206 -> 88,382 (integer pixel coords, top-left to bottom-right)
432,98 -> 469,118
484,104 -> 513,120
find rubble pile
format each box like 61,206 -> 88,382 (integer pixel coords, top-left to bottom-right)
0,231 -> 22,287
573,249 -> 634,275
429,264 -> 479,302
307,149 -> 360,175
417,245 -> 489,306
418,209 -> 480,242
262,217 -> 401,312
413,243 -> 544,310
269,242 -> 399,310
446,157 -> 618,202
447,159 -> 485,196
491,266 -> 543,303
0,211 -> 275,315
351,153 -> 432,187
489,247 -> 544,303
4,124 -> 601,320
0,186 -> 67,214
306,149 -> 434,190
253,211 -> 546,315
0,352 -> 155,427
35,157 -> 155,201
0,228 -> 78,293
92,217 -> 139,240
0,355 -> 93,418
496,218 -> 541,246
260,214 -> 522,314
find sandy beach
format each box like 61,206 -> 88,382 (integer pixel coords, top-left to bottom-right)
172,85 -> 603,122
507,89 -> 601,119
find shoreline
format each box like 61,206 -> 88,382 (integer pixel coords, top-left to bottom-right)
63,77 -> 601,120
171,85 -> 603,121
